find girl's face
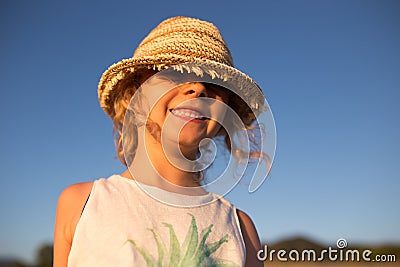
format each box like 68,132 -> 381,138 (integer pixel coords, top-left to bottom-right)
141,77 -> 230,149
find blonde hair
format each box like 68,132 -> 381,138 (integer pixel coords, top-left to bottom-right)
111,69 -> 268,167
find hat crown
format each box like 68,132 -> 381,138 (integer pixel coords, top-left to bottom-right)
133,16 -> 234,67
98,16 -> 265,119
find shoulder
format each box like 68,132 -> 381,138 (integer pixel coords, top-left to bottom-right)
54,182 -> 93,267
236,209 -> 263,267
55,182 -> 94,240
237,209 -> 255,228
58,182 -> 94,202
57,182 -> 94,218
57,181 -> 94,221
236,209 -> 259,244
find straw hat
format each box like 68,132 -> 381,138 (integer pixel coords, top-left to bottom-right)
98,16 -> 266,118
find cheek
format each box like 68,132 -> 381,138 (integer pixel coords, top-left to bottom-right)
207,122 -> 223,138
146,92 -> 176,123
141,80 -> 177,119
149,101 -> 167,122
209,98 -> 228,123
207,107 -> 228,138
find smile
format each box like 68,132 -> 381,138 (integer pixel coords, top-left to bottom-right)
169,108 -> 208,121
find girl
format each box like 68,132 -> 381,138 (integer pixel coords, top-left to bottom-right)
54,16 -> 269,267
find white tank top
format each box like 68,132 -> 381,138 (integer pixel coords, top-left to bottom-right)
68,174 -> 246,267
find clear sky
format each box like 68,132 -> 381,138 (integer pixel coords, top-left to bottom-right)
1,0 -> 399,264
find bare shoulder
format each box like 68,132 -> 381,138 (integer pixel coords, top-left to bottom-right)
57,182 -> 94,230
57,182 -> 93,216
54,182 -> 93,267
237,209 -> 255,228
58,182 -> 93,203
237,209 -> 263,267
237,209 -> 259,244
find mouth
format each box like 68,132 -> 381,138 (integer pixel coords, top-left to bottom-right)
169,108 -> 208,122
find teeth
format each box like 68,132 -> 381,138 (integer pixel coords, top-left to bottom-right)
171,109 -> 204,119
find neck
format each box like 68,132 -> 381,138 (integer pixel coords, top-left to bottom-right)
122,127 -> 201,188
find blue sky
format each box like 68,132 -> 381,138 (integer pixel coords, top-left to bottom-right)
1,0 -> 399,264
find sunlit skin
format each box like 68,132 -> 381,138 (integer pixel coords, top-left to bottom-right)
53,80 -> 262,267
143,79 -> 230,158
127,80 -> 230,188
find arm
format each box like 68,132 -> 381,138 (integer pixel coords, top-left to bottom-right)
53,182 -> 93,267
237,209 -> 263,267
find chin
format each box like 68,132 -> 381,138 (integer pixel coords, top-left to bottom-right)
178,136 -> 205,147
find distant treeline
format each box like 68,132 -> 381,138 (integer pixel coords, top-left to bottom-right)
0,243 -> 52,267
2,237 -> 400,266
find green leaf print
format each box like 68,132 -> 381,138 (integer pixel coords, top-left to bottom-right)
148,229 -> 166,267
125,213 -> 240,267
180,214 -> 198,265
125,239 -> 156,267
163,222 -> 181,266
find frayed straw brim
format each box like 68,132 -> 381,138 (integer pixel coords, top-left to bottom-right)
98,58 -> 267,118
97,16 -> 267,118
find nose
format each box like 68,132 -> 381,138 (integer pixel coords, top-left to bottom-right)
182,82 -> 208,97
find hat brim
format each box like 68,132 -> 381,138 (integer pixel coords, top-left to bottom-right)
98,56 -> 267,118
